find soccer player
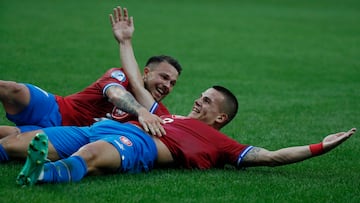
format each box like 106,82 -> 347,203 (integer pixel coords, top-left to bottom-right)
14,6 -> 356,185
15,85 -> 356,185
0,57 -> 181,138
0,8 -> 182,138
0,5 -> 180,162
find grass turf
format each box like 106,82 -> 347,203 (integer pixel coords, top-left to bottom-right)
1,0 -> 360,202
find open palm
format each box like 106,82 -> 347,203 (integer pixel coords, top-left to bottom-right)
322,128 -> 356,152
110,6 -> 134,43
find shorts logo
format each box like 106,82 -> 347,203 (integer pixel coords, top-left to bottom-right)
111,70 -> 126,82
120,136 -> 132,146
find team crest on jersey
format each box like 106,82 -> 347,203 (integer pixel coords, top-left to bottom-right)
111,106 -> 131,120
120,136 -> 132,146
111,70 -> 126,82
161,115 -> 189,124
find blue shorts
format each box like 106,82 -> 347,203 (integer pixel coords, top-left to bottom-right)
44,126 -> 92,159
46,120 -> 157,174
91,120 -> 157,173
6,84 -> 62,133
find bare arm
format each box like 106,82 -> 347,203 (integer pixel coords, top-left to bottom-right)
241,128 -> 356,167
110,6 -> 156,109
109,6 -> 164,136
106,86 -> 162,136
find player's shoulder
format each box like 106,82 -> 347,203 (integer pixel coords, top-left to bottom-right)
101,67 -> 127,83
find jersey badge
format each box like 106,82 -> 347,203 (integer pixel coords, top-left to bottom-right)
111,70 -> 126,82
111,106 -> 131,120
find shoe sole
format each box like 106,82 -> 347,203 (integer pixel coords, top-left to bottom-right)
16,133 -> 48,186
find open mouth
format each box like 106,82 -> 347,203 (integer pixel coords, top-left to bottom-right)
192,106 -> 200,113
152,88 -> 164,100
157,87 -> 164,95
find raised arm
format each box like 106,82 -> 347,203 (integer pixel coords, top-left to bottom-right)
241,128 -> 356,167
109,6 -> 164,136
109,6 -> 156,109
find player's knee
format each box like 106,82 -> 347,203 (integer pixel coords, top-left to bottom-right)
75,144 -> 102,168
0,134 -> 26,158
0,81 -> 26,98
0,126 -> 21,139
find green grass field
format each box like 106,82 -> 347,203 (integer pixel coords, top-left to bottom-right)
1,0 -> 360,202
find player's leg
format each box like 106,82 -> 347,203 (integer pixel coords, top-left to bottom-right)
17,140 -> 121,185
0,81 -> 30,115
0,126 -> 21,138
1,83 -> 61,136
0,129 -> 60,162
16,123 -> 158,185
0,81 -> 30,138
16,133 -> 48,186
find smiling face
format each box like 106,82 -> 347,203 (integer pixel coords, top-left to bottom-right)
188,88 -> 229,130
143,61 -> 179,102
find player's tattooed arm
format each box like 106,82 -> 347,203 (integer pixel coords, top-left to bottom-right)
241,147 -> 268,167
240,129 -> 356,168
106,85 -> 143,116
242,146 -> 309,167
241,145 -> 322,167
106,85 -> 165,136
241,146 -> 298,167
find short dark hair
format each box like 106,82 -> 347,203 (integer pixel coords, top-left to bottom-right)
145,55 -> 182,75
212,85 -> 238,127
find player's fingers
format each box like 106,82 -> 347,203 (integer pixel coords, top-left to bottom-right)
346,128 -> 356,137
129,16 -> 134,27
149,126 -> 157,136
153,125 -> 165,137
140,120 -> 150,133
117,6 -> 122,21
109,14 -> 114,25
114,8 -> 119,22
123,8 -> 129,21
158,125 -> 166,136
150,121 -> 164,136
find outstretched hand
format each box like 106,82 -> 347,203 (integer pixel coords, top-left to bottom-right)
322,128 -> 356,152
109,6 -> 134,44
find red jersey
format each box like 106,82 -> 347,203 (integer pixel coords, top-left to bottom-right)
159,115 -> 253,169
55,68 -> 170,126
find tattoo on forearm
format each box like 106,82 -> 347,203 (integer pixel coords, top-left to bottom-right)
243,147 -> 261,162
112,91 -> 142,116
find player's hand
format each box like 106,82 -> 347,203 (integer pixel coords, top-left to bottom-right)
109,6 -> 134,44
138,110 -> 166,137
322,128 -> 356,152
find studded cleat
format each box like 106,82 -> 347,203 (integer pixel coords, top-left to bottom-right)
16,133 -> 49,186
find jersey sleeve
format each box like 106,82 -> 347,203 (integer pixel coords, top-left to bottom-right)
219,136 -> 253,169
96,68 -> 129,97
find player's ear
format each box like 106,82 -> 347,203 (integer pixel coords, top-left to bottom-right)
143,67 -> 151,81
215,113 -> 228,124
144,66 -> 151,75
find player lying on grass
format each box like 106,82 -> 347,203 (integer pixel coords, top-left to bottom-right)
0,6 -> 182,139
0,56 -> 180,138
16,85 -> 356,186
15,6 -> 356,186
0,5 -> 180,163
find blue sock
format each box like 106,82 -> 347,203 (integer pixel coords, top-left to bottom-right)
0,145 -> 9,162
41,156 -> 87,183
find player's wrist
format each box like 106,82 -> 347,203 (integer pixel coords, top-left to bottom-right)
136,107 -> 148,117
119,38 -> 132,45
309,142 -> 324,156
